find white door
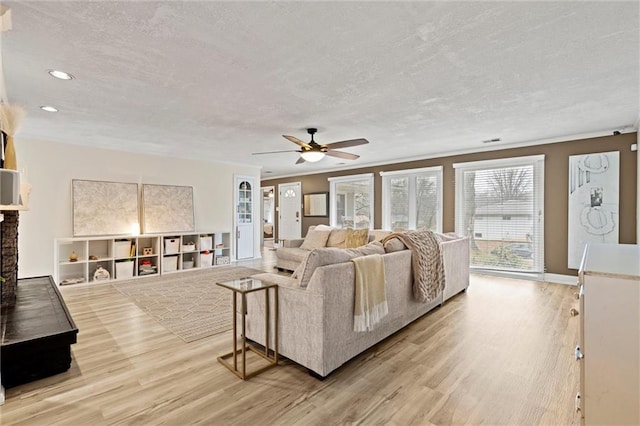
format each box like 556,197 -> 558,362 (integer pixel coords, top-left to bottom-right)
235,176 -> 255,260
278,182 -> 302,241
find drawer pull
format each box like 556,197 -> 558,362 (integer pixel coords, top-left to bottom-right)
575,393 -> 581,413
570,308 -> 579,317
575,345 -> 584,360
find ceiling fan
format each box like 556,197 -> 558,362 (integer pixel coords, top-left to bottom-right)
252,128 -> 369,164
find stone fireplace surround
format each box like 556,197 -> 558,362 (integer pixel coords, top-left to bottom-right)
0,210 -> 18,308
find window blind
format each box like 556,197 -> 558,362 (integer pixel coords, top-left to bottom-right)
454,156 -> 545,273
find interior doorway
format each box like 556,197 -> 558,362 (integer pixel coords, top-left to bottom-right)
261,186 -> 275,247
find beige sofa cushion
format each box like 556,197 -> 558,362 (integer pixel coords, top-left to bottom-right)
276,247 -> 309,262
296,241 -> 385,288
300,225 -> 332,250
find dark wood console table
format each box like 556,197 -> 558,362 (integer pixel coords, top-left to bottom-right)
1,276 -> 78,388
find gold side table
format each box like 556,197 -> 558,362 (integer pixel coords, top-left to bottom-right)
216,277 -> 278,380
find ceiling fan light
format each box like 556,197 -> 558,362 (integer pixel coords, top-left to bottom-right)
300,151 -> 325,162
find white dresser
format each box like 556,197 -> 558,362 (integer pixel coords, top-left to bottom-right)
577,243 -> 640,425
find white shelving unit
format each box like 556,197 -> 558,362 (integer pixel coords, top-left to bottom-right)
54,231 -> 232,286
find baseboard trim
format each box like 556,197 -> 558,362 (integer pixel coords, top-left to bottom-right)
544,273 -> 578,286
472,270 -> 577,286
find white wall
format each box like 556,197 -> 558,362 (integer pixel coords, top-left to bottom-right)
16,137 -> 261,278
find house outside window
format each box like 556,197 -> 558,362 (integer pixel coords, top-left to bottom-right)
380,166 -> 443,232
328,173 -> 374,229
454,155 -> 545,273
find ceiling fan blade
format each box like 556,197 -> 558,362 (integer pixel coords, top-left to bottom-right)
322,138 -> 369,150
252,150 -> 300,155
325,150 -> 360,160
283,135 -> 311,148
295,156 -> 306,164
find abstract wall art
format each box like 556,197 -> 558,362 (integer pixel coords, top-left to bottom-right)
73,180 -> 139,236
567,151 -> 619,269
142,184 -> 195,233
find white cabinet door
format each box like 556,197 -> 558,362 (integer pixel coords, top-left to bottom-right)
235,176 -> 255,260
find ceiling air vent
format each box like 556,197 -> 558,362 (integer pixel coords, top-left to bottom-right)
482,137 -> 501,144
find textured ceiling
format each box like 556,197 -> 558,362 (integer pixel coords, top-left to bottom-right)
2,1 -> 638,178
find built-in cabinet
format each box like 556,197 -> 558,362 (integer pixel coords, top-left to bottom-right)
54,231 -> 231,285
575,243 -> 640,425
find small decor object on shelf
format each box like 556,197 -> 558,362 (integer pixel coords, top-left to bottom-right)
138,259 -> 157,276
89,255 -> 98,260
93,265 -> 110,281
69,251 -> 78,262
60,277 -> 85,285
216,256 -> 230,265
182,242 -> 196,252
143,247 -> 153,255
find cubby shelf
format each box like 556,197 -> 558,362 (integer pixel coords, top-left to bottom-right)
54,231 -> 232,286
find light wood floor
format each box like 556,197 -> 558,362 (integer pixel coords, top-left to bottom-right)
1,249 -> 581,425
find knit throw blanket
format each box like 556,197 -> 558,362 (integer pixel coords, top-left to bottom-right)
352,254 -> 388,332
382,230 -> 445,303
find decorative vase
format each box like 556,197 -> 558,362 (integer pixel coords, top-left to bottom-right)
4,134 -> 17,170
94,266 -> 110,281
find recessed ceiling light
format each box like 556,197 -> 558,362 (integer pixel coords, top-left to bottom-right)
47,69 -> 74,80
40,105 -> 58,112
264,171 -> 273,174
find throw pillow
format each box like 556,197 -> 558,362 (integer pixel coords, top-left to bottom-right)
300,226 -> 332,250
291,253 -> 308,279
345,228 -> 369,248
368,230 -> 392,243
383,237 -> 407,253
296,241 -> 386,288
346,240 -> 385,257
326,228 -> 349,248
297,247 -> 355,287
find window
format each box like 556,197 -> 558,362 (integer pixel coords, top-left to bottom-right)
380,166 -> 443,232
328,173 -> 374,229
454,155 -> 545,273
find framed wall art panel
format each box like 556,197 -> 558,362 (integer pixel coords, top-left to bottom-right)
72,180 -> 139,236
567,151 -> 619,269
142,184 -> 195,233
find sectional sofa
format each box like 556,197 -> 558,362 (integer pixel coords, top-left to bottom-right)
247,233 -> 470,377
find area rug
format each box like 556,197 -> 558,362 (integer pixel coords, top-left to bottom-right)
113,266 -> 263,343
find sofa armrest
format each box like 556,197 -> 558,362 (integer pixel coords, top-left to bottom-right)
441,236 -> 470,301
282,238 -> 304,248
245,273 -> 325,373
